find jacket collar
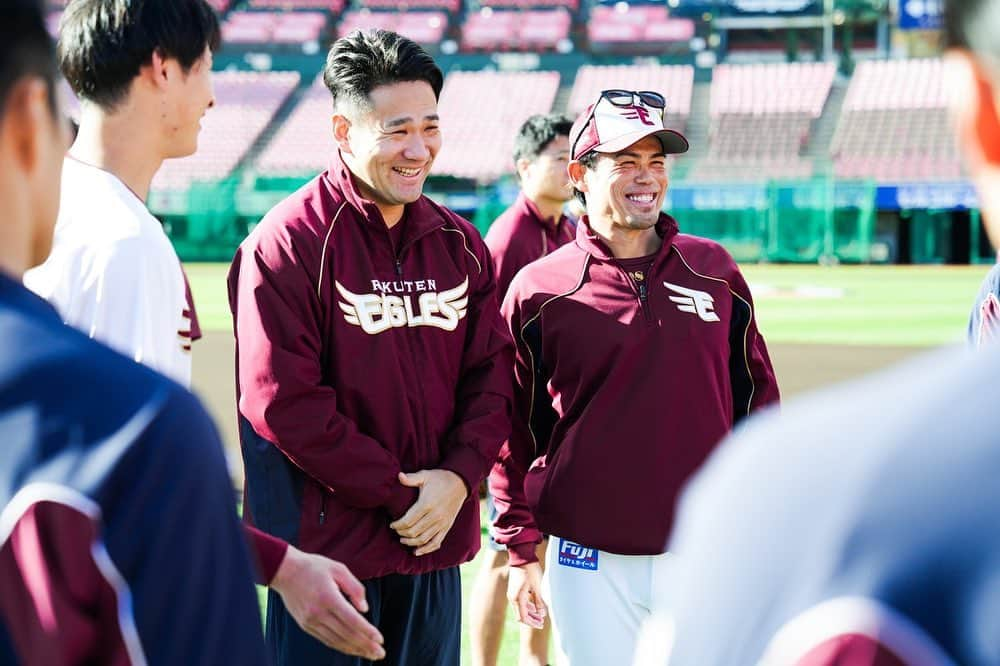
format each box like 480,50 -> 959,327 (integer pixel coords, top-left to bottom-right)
516,192 -> 566,234
325,150 -> 449,239
575,212 -> 680,262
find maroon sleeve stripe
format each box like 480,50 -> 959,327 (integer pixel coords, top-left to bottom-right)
759,597 -> 955,666
0,484 -> 148,666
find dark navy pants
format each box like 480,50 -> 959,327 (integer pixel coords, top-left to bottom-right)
266,567 -> 461,666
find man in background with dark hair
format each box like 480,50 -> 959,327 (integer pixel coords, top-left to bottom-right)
471,112 -> 573,666
0,1 -> 268,663
230,28 -> 513,665
23,0 -> 385,660
655,1 -> 1000,662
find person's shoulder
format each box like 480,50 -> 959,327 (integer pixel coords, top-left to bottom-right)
246,174 -> 339,251
483,203 -> 524,245
59,161 -> 152,244
1,305 -> 192,433
671,233 -> 740,275
506,241 -> 586,305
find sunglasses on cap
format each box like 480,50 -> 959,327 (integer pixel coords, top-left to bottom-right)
571,89 -> 668,159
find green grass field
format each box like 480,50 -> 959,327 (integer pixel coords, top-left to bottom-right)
188,262 -> 991,346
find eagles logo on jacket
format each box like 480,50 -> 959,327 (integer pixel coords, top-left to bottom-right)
229,152 -> 514,580
490,214 -> 780,567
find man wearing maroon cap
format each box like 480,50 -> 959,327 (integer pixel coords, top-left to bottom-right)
489,89 -> 780,663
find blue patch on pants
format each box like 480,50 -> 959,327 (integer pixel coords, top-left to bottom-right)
557,539 -> 599,571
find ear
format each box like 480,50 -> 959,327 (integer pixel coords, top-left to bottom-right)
947,50 -> 1000,169
515,157 -> 532,181
567,159 -> 588,194
139,49 -> 172,92
1,78 -> 50,174
332,113 -> 352,154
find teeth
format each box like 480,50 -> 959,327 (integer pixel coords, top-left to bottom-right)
395,167 -> 420,177
627,194 -> 655,203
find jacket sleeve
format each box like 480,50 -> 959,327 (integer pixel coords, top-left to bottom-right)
728,267 -> 780,422
968,264 -> 1000,348
230,237 -> 417,518
0,388 -> 270,666
488,280 -> 549,567
438,231 -> 514,495
244,525 -> 288,586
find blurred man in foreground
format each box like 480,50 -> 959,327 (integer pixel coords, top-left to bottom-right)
660,1 -> 1000,662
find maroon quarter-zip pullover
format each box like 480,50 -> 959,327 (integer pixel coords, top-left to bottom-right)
490,214 -> 779,566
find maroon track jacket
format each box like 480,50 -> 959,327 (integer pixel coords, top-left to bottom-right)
490,214 -> 780,566
229,153 -> 513,579
484,193 -> 575,299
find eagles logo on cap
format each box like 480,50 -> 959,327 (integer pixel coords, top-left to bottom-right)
570,89 -> 689,160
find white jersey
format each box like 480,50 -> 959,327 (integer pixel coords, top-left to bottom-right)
25,157 -> 199,387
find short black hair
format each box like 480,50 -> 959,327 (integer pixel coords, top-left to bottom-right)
513,113 -> 573,164
573,151 -> 600,206
323,29 -> 443,112
58,0 -> 221,110
0,0 -> 57,118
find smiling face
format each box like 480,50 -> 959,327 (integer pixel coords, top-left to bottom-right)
334,79 -> 441,226
570,134 -> 668,233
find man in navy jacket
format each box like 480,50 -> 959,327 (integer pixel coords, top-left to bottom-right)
0,3 -> 268,663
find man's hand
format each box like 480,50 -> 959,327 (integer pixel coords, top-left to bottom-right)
507,562 -> 547,629
389,469 -> 468,556
270,546 -> 385,660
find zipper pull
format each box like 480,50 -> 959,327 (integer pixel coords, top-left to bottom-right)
395,258 -> 403,276
319,509 -> 326,525
638,282 -> 648,302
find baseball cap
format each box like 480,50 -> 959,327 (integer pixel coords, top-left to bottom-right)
570,89 -> 689,160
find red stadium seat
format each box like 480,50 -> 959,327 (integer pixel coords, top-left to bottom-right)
152,71 -> 300,192
831,59 -> 960,182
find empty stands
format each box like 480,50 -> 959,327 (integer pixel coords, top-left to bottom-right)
433,71 -> 560,180
337,10 -> 449,45
357,0 -> 460,10
689,62 -> 836,182
222,11 -> 328,44
247,0 -> 345,10
832,59 -> 960,182
587,4 -> 695,52
461,8 -> 571,52
152,71 -> 300,192
255,77 -> 333,177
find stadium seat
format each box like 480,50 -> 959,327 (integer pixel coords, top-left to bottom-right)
247,0 -> 345,10
433,70 -> 561,180
357,0 -> 460,11
587,4 -> 695,52
255,76 -> 333,177
222,11 -> 327,44
461,8 -> 571,52
152,71 -> 300,192
337,10 -> 448,46
688,62 -> 836,182
832,59 -> 961,182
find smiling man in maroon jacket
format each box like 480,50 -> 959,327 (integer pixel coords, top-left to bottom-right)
229,30 -> 513,666
489,89 -> 780,664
